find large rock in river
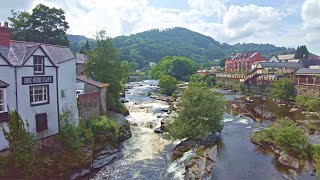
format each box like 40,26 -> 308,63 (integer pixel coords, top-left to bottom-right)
278,153 -> 300,169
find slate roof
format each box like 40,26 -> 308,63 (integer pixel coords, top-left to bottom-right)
299,58 -> 320,68
258,62 -> 303,69
76,75 -> 109,88
0,80 -> 9,88
0,40 -> 75,66
296,68 -> 320,75
229,52 -> 260,61
277,54 -> 295,61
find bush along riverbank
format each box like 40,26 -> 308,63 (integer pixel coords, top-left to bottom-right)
0,110 -> 131,179
251,118 -> 318,178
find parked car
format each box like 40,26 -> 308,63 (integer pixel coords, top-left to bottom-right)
76,90 -> 85,98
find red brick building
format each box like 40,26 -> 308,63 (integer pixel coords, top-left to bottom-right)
225,52 -> 267,72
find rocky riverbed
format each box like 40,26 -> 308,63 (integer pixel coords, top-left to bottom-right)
86,82 -> 317,180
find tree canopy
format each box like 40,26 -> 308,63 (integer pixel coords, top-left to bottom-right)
159,75 -> 178,96
9,4 -> 69,46
84,30 -> 124,104
167,83 -> 226,139
269,78 -> 295,101
150,56 -> 196,81
295,45 -> 309,59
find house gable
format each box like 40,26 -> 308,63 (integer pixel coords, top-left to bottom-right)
23,47 -> 55,67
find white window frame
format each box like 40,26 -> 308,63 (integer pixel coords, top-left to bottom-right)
0,88 -> 6,113
34,56 -> 44,74
30,85 -> 49,105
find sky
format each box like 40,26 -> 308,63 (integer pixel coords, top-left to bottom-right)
0,0 -> 319,54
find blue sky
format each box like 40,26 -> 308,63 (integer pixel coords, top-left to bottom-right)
0,0 -> 319,54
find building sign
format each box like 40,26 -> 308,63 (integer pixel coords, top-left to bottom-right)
22,76 -> 53,85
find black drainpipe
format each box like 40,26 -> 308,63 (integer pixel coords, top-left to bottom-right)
56,67 -> 60,133
15,66 -> 18,113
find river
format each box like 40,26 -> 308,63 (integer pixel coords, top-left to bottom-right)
92,81 -> 316,180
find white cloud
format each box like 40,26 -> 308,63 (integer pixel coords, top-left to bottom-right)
187,0 -> 227,20
0,0 -> 319,54
302,0 -> 320,30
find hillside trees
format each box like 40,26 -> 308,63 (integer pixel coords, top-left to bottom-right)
9,4 -> 69,46
166,83 -> 225,139
85,30 -> 124,105
150,56 -> 196,81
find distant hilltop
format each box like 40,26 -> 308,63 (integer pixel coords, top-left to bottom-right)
68,27 -> 294,67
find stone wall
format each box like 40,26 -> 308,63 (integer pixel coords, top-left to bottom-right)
296,85 -> 320,99
78,92 -> 101,121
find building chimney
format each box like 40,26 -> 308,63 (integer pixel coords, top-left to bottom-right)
0,22 -> 11,47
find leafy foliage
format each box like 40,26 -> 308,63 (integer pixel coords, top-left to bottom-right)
150,56 -> 196,81
58,111 -> 83,153
294,45 -> 309,59
159,75 -> 178,96
85,30 -> 125,104
295,95 -> 320,112
268,78 -> 295,101
9,4 -> 69,46
167,83 -> 226,139
252,119 -> 309,157
87,116 -> 120,144
189,74 -> 216,87
2,110 -> 37,176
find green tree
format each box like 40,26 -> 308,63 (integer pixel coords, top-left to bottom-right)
85,30 -> 124,105
167,83 -> 226,139
129,62 -> 139,74
269,78 -> 295,101
189,74 -> 216,87
80,40 -> 90,54
150,56 -> 196,81
159,75 -> 178,95
2,110 -> 37,176
121,60 -> 130,83
9,4 -> 69,46
294,45 -> 309,59
219,58 -> 226,68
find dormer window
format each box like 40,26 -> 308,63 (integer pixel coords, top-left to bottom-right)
34,56 -> 44,75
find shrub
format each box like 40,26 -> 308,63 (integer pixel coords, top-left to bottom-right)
295,95 -> 320,112
87,116 -> 120,145
252,119 -> 309,157
58,111 -> 83,153
268,78 -> 295,101
2,110 -> 38,177
147,91 -> 152,96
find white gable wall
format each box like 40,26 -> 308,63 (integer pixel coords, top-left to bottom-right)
24,48 -> 55,67
58,59 -> 79,124
0,61 -> 16,150
269,56 -> 279,62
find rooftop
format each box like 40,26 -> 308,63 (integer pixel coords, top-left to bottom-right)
0,40 -> 75,66
257,62 -> 303,69
76,75 -> 109,88
296,68 -> 320,75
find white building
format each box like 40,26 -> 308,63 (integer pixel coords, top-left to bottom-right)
0,23 -> 78,150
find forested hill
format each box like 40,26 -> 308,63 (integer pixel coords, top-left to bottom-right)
68,27 -> 294,67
